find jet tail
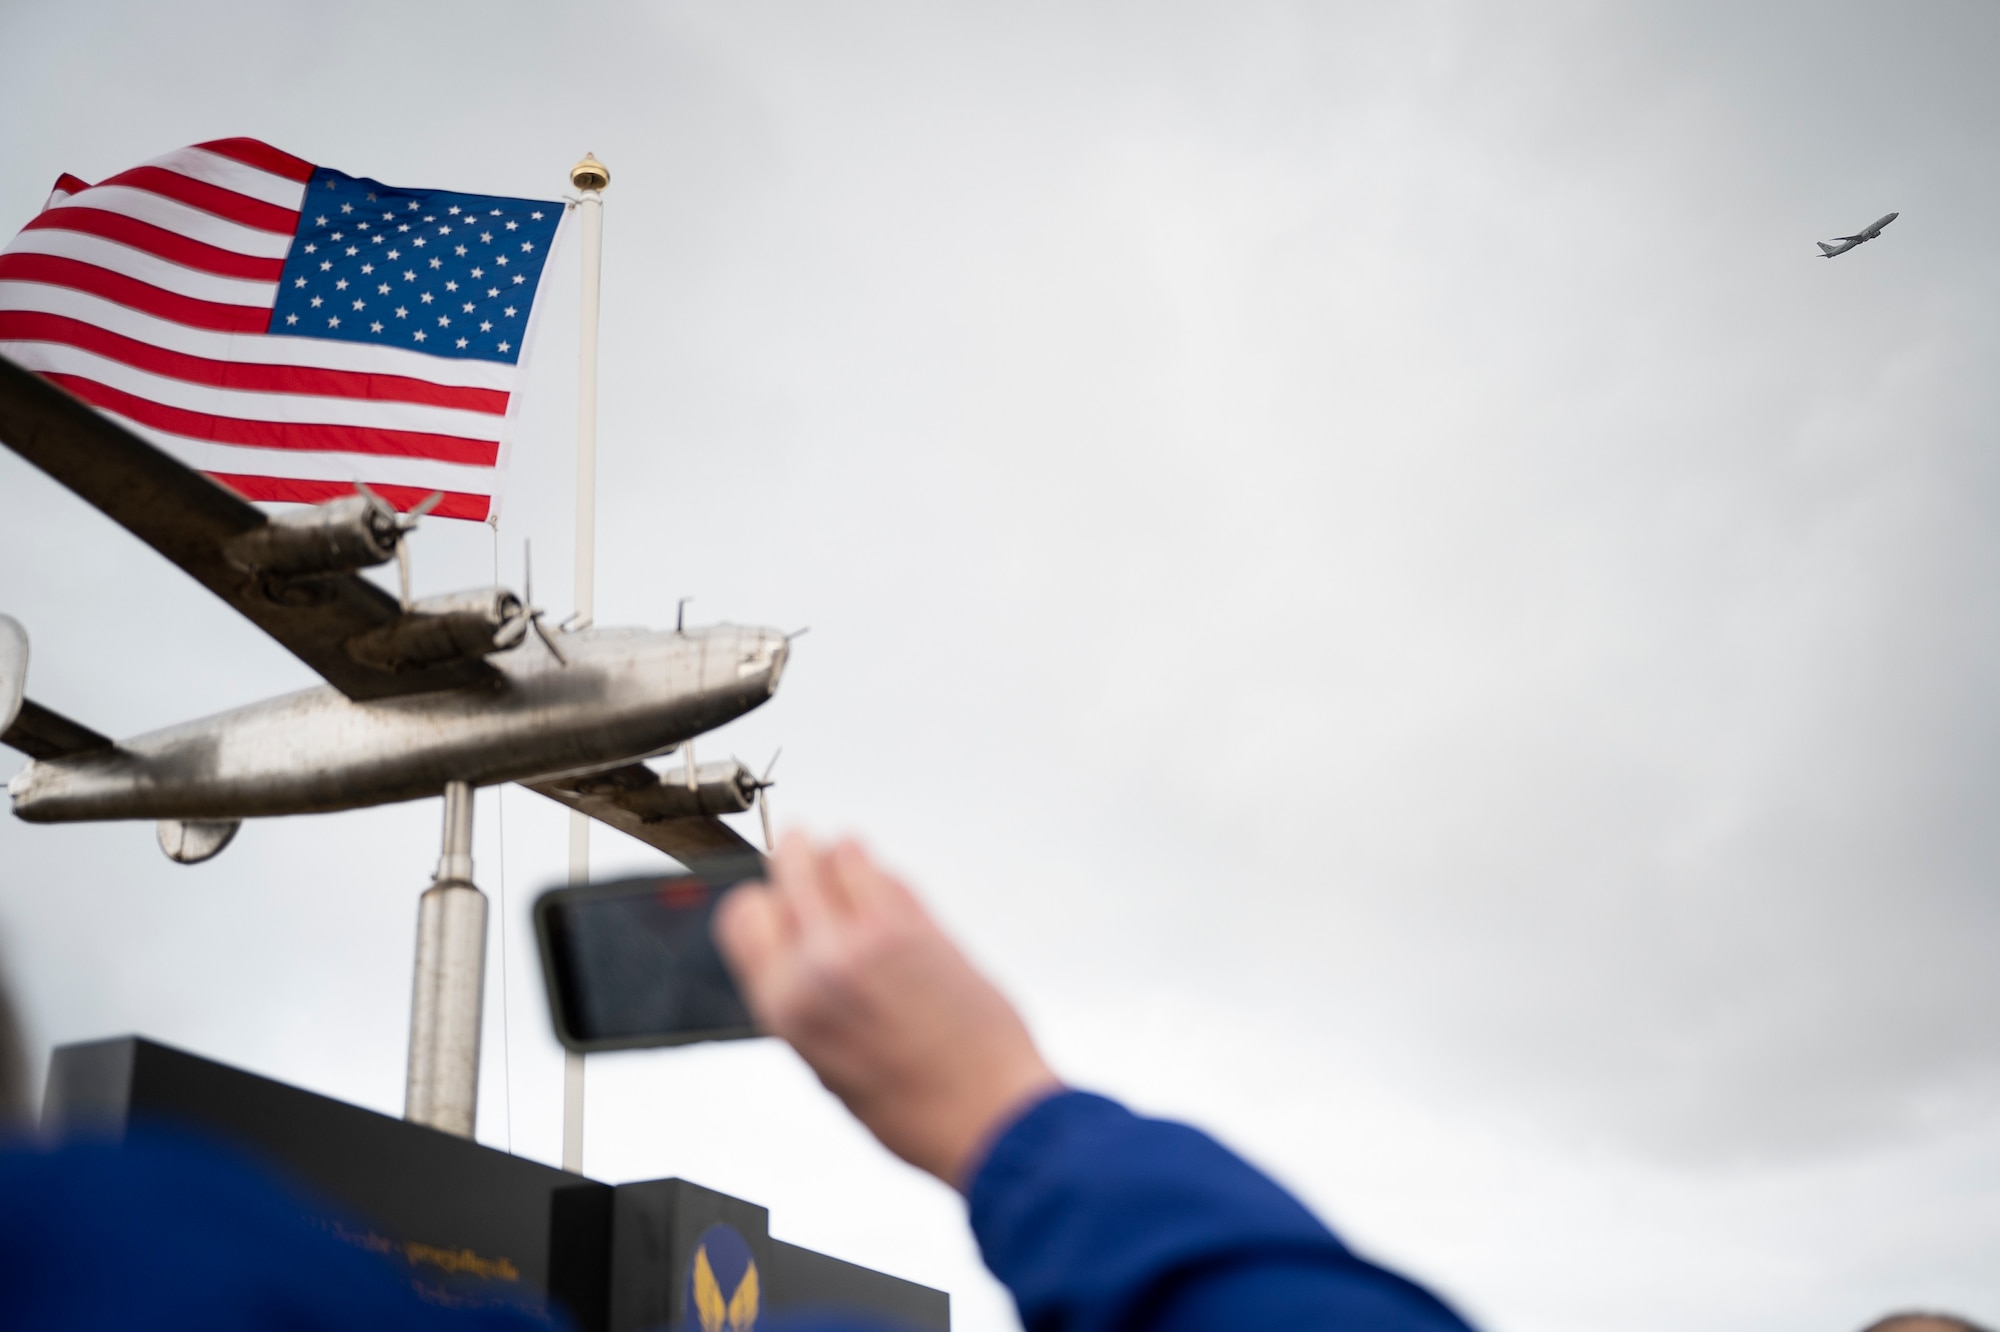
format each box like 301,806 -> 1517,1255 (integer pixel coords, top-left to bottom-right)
0,615 -> 113,760
1816,242 -> 1838,257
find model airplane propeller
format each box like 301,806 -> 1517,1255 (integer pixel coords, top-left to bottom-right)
0,353 -> 788,868
749,748 -> 780,853
350,482 -> 443,611
518,540 -> 570,666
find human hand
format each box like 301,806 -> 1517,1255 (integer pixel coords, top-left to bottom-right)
713,833 -> 1060,1188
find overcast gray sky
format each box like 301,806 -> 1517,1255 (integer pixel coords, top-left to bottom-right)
3,3 -> 1998,1329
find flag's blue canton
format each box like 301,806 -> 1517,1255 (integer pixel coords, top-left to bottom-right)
269,168 -> 562,365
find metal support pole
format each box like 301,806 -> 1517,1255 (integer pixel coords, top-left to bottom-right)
563,152 -> 609,1175
573,158 -> 604,637
406,780 -> 487,1137
562,812 -> 588,1170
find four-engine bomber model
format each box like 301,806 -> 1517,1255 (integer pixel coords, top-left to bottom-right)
0,353 -> 788,868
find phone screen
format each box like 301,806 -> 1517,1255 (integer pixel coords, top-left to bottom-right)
534,855 -> 765,1052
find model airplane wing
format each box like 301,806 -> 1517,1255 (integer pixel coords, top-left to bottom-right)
0,354 -> 498,701
1,699 -> 114,761
526,762 -> 764,868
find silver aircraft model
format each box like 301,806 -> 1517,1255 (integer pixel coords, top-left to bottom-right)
0,353 -> 789,869
1817,211 -> 1898,258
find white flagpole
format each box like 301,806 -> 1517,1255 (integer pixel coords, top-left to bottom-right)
563,151 -> 609,1174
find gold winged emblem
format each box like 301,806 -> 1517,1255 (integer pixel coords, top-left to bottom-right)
692,1243 -> 760,1332
728,1259 -> 760,1329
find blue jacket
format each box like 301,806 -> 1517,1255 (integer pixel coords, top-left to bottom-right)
0,1127 -> 542,1331
965,1091 -> 1472,1332
0,1091 -> 1474,1331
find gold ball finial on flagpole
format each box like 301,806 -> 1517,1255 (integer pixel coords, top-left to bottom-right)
570,153 -> 610,192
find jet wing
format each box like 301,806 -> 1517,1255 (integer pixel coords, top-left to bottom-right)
525,763 -> 764,868
0,354 -> 497,701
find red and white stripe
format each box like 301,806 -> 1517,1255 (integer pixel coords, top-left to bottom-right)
0,139 -> 556,521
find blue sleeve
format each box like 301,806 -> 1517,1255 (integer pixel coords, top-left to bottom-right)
966,1091 -> 1476,1332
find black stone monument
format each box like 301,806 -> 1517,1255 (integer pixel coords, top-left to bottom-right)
43,1037 -> 949,1331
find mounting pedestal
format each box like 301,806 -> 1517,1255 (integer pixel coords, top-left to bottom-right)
406,779 -> 487,1137
45,1037 -> 950,1330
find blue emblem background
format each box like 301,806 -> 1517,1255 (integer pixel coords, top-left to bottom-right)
684,1221 -> 757,1331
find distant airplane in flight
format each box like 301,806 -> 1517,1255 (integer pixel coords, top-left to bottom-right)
1818,212 -> 1898,258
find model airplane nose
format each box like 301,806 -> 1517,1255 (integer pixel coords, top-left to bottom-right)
731,631 -> 790,693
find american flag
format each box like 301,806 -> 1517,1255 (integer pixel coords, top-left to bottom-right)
0,138 -> 567,522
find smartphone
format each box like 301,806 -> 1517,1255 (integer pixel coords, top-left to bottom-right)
535,854 -> 765,1052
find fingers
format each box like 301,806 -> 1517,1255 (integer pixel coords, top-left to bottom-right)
771,829 -> 847,935
713,885 -> 785,994
723,832 -> 866,994
771,831 -> 906,928
826,839 -> 898,916
718,829 -> 1061,1185
732,829 -> 923,994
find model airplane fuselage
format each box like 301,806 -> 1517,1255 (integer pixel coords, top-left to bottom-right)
9,624 -> 786,823
1818,212 -> 1897,258
0,354 -> 791,867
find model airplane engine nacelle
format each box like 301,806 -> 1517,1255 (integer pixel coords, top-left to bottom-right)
223,494 -> 400,578
643,759 -> 762,819
568,758 -> 761,820
344,588 -> 527,673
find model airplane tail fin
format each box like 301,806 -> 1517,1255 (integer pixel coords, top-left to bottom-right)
0,616 -> 25,736
0,615 -> 24,737
0,615 -> 114,760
